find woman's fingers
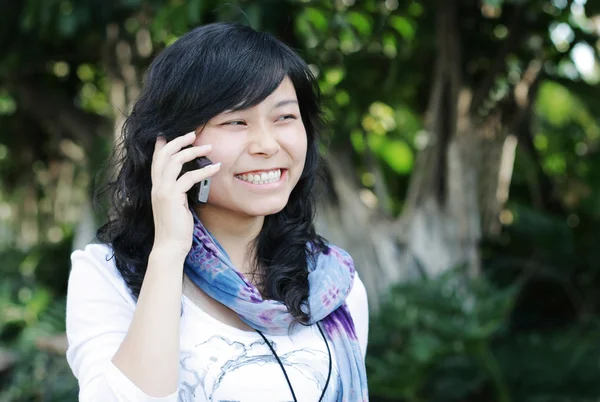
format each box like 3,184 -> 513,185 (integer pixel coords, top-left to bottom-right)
151,136 -> 167,180
162,144 -> 213,183
176,163 -> 221,193
151,131 -> 196,178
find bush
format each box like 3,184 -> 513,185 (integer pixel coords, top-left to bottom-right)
366,265 -> 600,402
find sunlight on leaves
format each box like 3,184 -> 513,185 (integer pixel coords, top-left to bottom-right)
367,102 -> 397,134
325,67 -> 346,85
335,90 -> 350,106
544,154 -> 567,175
367,131 -> 385,150
0,93 -> 17,115
381,140 -> 414,174
536,81 -> 574,127
346,11 -> 372,37
390,15 -> 415,40
350,129 -> 365,152
304,7 -> 328,32
76,64 -> 94,81
340,25 -> 359,53
382,32 -> 397,58
533,134 -> 548,152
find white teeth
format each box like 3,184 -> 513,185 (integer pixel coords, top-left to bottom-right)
236,169 -> 282,184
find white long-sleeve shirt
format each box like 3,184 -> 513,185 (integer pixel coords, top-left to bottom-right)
66,243 -> 369,401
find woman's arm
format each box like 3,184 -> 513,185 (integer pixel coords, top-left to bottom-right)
110,247 -> 185,398
67,133 -> 218,401
66,245 -> 182,402
110,132 -> 218,395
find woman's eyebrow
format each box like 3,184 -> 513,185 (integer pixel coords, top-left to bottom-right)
272,99 -> 298,109
220,99 -> 298,116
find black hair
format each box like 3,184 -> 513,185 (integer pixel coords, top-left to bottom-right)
95,22 -> 327,327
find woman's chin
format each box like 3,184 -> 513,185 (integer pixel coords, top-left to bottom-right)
203,191 -> 292,218
239,198 -> 289,218
243,205 -> 287,218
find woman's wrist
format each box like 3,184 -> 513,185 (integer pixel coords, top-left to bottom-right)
149,242 -> 189,267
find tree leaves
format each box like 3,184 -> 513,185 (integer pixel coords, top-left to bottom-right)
482,0 -> 504,7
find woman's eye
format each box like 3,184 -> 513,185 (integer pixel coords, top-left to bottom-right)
277,114 -> 297,122
222,120 -> 246,126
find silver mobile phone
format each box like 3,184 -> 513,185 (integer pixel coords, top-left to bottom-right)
195,156 -> 212,204
180,144 -> 212,205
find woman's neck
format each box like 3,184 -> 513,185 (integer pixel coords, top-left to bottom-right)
193,204 -> 264,275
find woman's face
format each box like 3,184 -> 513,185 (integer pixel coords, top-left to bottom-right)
193,76 -> 308,218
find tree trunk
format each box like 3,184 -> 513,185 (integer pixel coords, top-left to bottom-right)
316,150 -> 406,312
317,0 -> 541,311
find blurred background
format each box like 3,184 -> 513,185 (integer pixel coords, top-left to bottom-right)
1,0 -> 600,400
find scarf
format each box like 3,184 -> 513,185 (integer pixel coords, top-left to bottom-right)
183,209 -> 369,401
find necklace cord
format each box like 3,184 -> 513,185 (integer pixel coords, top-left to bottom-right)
317,322 -> 332,401
255,329 -> 298,402
256,321 -> 332,402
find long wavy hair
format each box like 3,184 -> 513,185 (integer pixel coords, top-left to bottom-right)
95,22 -> 327,325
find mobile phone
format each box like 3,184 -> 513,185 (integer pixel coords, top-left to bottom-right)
195,156 -> 212,204
180,146 -> 212,205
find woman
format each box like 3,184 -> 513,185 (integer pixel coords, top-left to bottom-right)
66,22 -> 369,402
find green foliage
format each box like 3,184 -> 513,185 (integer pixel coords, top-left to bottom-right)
367,266 -> 519,401
0,341 -> 77,402
0,239 -> 71,340
495,328 -> 600,401
367,268 -> 600,402
0,240 -> 74,400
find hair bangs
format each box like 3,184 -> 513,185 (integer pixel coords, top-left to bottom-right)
145,24 -> 318,136
223,54 -> 287,113
206,33 -> 309,115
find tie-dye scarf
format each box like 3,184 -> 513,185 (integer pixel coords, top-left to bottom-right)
183,209 -> 368,401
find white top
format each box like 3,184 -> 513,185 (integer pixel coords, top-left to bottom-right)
65,243 -> 369,402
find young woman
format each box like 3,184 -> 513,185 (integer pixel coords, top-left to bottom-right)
65,22 -> 369,402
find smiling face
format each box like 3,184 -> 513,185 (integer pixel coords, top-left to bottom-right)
193,76 -> 308,218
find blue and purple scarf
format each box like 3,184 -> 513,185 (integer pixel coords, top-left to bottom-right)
183,208 -> 368,401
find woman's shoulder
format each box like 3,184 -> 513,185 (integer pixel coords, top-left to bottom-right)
71,242 -> 114,262
68,242 -> 135,307
70,242 -> 119,282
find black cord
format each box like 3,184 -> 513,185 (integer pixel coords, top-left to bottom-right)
317,322 -> 332,402
256,329 -> 298,402
256,322 -> 332,402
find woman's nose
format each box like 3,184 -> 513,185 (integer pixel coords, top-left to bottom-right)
247,125 -> 280,157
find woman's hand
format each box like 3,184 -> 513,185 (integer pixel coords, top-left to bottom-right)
150,131 -> 220,257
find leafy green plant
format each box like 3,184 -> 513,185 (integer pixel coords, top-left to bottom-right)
0,341 -> 77,402
0,240 -> 76,401
366,266 -> 520,402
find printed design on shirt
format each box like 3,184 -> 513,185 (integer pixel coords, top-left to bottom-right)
178,335 -> 339,402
